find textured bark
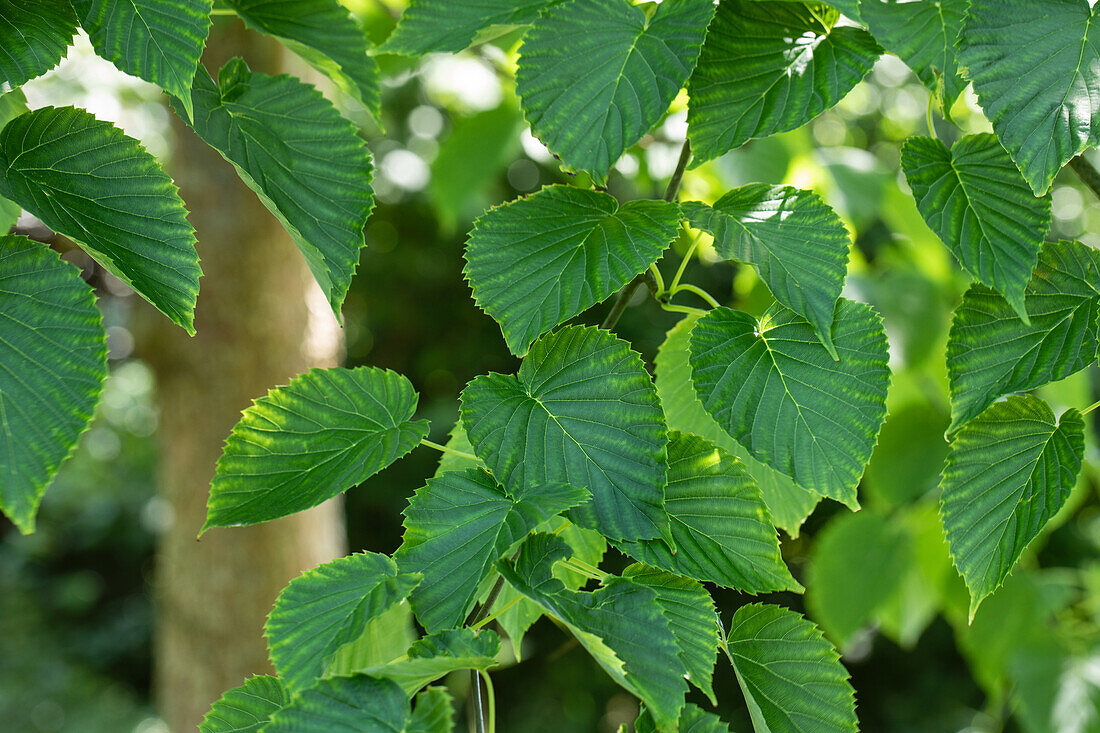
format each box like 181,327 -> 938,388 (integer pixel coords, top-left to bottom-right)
148,23 -> 346,732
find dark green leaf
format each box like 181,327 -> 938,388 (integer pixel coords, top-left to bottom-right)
379,0 -> 563,55
0,0 -> 78,88
635,703 -> 732,733
407,687 -> 454,733
362,628 -> 501,696
199,675 -> 288,733
262,674 -> 409,733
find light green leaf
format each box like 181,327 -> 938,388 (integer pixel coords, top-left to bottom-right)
225,0 -> 380,116
72,0 -> 212,119
461,325 -> 670,543
940,395 -> 1085,620
199,675 -> 288,733
618,432 -> 801,594
379,0 -> 563,55
687,0 -> 880,166
262,674 -> 409,733
362,628 -> 501,696
0,235 -> 108,534
516,0 -> 715,182
205,367 -> 429,529
823,0 -> 861,21
0,0 -> 78,88
635,703 -> 732,733
0,91 -> 28,233
326,602 -> 417,677
265,552 -> 420,692
683,184 -> 851,356
689,301 -> 890,508
464,185 -> 680,356
431,420 -> 480,478
946,240 -> 1100,432
407,687 -> 454,733
655,315 -> 822,537
177,59 -> 374,316
0,106 -> 201,332
958,0 -> 1100,195
901,134 -> 1051,319
724,603 -> 857,733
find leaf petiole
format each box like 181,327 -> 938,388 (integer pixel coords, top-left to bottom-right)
420,438 -> 484,464
1081,398 -> 1100,415
471,595 -> 523,630
670,282 -> 720,308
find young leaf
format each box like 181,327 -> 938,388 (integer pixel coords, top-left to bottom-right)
940,395 -> 1085,620
360,628 -> 501,696
683,184 -> 851,356
176,59 -> 374,316
379,0 -> 563,55
689,301 -> 890,508
687,0 -> 880,166
957,0 -> 1100,195
265,552 -> 421,692
199,675 -> 289,733
262,674 -> 410,733
0,0 -> 78,88
0,106 -> 201,333
901,134 -> 1051,319
72,0 -> 212,119
464,185 -> 680,356
946,240 -> 1100,432
407,687 -> 454,733
460,325 -> 670,543
618,432 -> 801,594
205,367 -> 429,529
635,703 -> 732,733
0,235 -> 108,534
724,603 -> 857,733
516,0 -> 715,182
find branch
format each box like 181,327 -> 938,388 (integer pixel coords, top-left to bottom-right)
1070,155 -> 1100,200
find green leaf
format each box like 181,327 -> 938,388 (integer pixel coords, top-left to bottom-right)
395,468 -> 587,632
0,91 -> 28,234
683,184 -> 851,356
265,552 -> 420,692
635,703 -> 732,733
379,0 -> 563,55
262,674 -> 409,733
0,235 -> 108,534
225,0 -> 380,117
326,602 -> 417,677
516,0 -> 715,182
0,106 -> 201,333
957,0 -> 1100,195
461,325 -> 670,543
689,301 -> 890,508
407,687 -> 454,733
362,628 -> 501,696
0,0 -> 78,88
199,675 -> 289,733
177,59 -> 374,316
946,240 -> 1100,433
823,0 -> 861,21
687,0 -> 880,166
940,395 -> 1085,620
655,315 -> 822,537
618,432 -> 801,594
205,367 -> 429,529
465,185 -> 680,356
72,0 -> 212,119
901,134 -> 1051,319
724,603 -> 857,733
860,0 -> 968,114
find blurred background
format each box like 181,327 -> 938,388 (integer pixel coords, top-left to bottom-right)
2,2 -> 1100,731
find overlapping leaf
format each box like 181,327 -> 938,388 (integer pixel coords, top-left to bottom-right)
205,367 -> 429,529
379,0 -> 564,55
687,0 -> 880,165
516,0 -> 715,182
0,106 -> 200,332
0,235 -> 108,534
360,628 -> 500,696
940,395 -> 1085,619
0,0 -> 78,88
460,325 -> 669,542
199,675 -> 288,733
635,703 -> 731,733
465,185 -> 680,356
407,687 -> 454,733
0,91 -> 28,233
262,674 -> 410,733
689,301 -> 890,507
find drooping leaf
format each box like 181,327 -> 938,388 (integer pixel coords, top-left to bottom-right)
407,687 -> 454,733
225,0 -> 381,116
901,134 -> 1051,319
689,301 -> 890,508
461,325 -> 670,543
199,675 -> 289,733
205,367 -> 429,529
516,0 -> 715,182
724,603 -> 857,733
326,602 -> 417,677
379,0 -> 564,55
265,552 -> 421,692
957,0 -> 1100,195
176,59 -> 373,316
0,91 -> 28,233
940,395 -> 1085,620
687,0 -> 880,166
361,628 -> 501,696
262,674 -> 410,733
0,0 -> 78,88
464,185 -> 680,356
0,235 -> 108,534
683,184 -> 851,356
0,106 -> 200,332
946,240 -> 1100,433
72,0 -> 212,119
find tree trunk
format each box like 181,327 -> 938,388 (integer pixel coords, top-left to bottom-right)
148,23 -> 346,732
